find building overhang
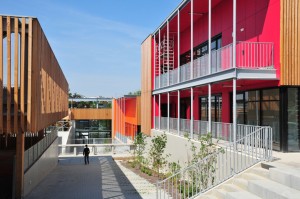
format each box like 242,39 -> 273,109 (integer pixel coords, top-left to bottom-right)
152,68 -> 277,94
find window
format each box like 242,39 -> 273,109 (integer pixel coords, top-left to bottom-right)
287,88 -> 300,151
233,88 -> 280,151
180,34 -> 222,65
199,95 -> 222,122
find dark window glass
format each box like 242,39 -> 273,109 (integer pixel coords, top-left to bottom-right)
180,34 -> 222,65
262,89 -> 279,101
216,95 -> 222,122
287,88 -> 300,151
237,93 -> 244,124
200,97 -> 208,121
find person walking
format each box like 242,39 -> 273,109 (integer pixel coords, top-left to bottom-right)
83,145 -> 90,164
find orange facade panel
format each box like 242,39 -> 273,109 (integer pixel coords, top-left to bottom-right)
112,96 -> 141,139
141,36 -> 152,136
280,0 -> 300,85
70,108 -> 112,120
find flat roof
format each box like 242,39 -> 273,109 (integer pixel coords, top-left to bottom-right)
69,98 -> 113,102
0,14 -> 37,18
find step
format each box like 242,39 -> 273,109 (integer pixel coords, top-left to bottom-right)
222,184 -> 243,192
248,178 -> 300,199
197,195 -> 219,199
241,173 -> 265,181
212,188 -> 227,199
249,167 -> 269,179
232,178 -> 248,190
269,167 -> 300,191
225,191 -> 262,199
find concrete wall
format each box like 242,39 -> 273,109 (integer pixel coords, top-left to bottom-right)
58,126 -> 72,145
24,138 -> 58,196
146,130 -> 204,168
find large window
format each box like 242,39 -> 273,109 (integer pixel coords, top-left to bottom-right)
199,95 -> 222,122
234,88 -> 280,150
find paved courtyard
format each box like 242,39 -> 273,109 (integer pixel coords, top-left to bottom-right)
25,156 -> 157,199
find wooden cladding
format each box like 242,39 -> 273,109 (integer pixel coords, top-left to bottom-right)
280,0 -> 300,85
70,108 -> 112,120
30,19 -> 68,132
141,36 -> 152,135
0,16 -> 69,134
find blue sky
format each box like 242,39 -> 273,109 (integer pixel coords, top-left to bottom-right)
1,0 -> 182,97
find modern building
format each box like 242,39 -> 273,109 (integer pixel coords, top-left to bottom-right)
141,0 -> 300,152
0,15 -> 69,198
112,95 -> 141,142
68,97 -> 113,143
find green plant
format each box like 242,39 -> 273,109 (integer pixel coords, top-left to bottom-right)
148,133 -> 169,178
179,133 -> 224,197
168,161 -> 181,174
133,132 -> 147,167
183,132 -> 190,138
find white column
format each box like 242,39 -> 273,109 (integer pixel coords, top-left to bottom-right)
167,20 -> 170,86
208,84 -> 212,132
159,94 -> 161,129
208,0 -> 212,74
190,87 -> 194,138
153,95 -> 156,129
233,79 -> 237,144
233,0 -> 237,70
167,92 -> 170,132
233,0 -> 237,145
208,0 -> 212,134
190,0 -> 194,80
177,10 -> 180,83
159,29 -> 161,88
177,90 -> 180,135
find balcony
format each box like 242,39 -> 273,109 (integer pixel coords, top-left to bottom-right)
154,42 -> 274,90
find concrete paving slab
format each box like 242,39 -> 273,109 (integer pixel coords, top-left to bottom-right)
25,156 -> 155,199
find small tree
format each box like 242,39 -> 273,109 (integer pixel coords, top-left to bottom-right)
180,133 -> 224,197
149,133 -> 169,178
133,132 -> 147,166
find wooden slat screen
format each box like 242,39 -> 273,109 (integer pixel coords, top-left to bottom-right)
141,36 -> 152,135
30,19 -> 68,132
0,16 -> 69,134
280,0 -> 300,85
70,108 -> 112,120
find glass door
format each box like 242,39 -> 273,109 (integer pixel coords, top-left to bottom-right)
287,88 -> 300,151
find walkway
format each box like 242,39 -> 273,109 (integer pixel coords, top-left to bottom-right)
25,156 -> 157,199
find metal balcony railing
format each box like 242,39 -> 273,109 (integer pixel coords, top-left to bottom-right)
156,116 -> 269,143
154,42 -> 274,89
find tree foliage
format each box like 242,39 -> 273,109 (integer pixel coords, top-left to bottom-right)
133,132 -> 147,166
148,133 -> 169,178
